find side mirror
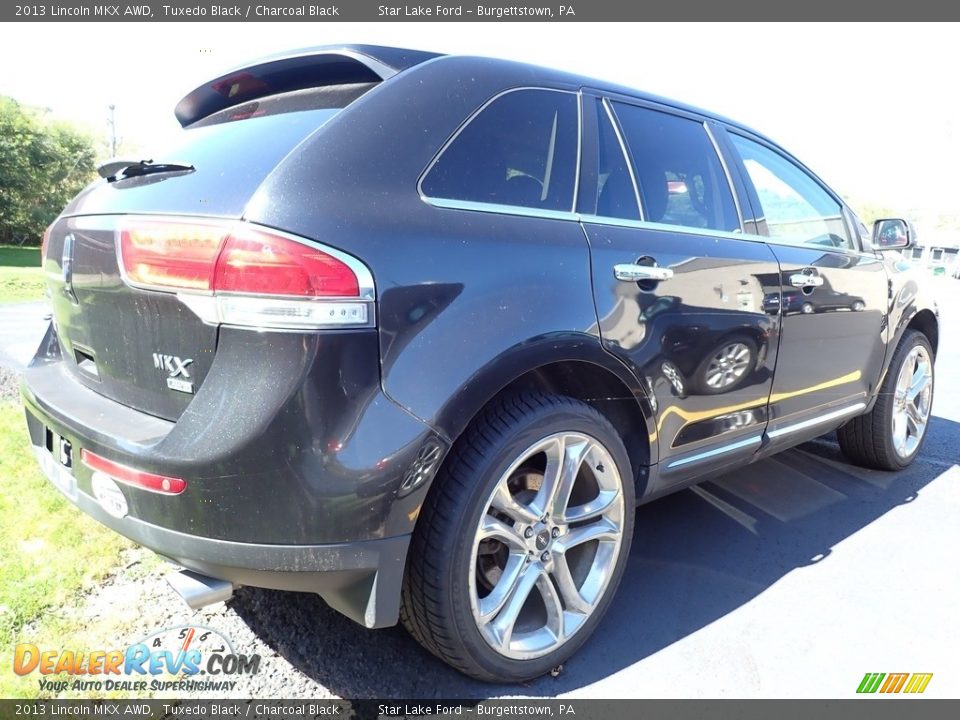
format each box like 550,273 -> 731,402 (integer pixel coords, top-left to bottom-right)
872,218 -> 912,250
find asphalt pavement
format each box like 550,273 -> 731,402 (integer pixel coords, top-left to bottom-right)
0,300 -> 48,370
1,280 -> 957,698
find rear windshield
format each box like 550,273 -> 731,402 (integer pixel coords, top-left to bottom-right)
68,89 -> 365,218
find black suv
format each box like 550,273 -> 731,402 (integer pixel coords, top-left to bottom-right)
22,46 -> 939,682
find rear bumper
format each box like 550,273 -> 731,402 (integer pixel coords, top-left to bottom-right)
41,472 -> 409,627
20,325 -> 446,628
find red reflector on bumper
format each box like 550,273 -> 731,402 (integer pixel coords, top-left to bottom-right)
80,449 -> 187,495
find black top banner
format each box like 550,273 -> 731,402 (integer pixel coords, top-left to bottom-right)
3,0 -> 960,21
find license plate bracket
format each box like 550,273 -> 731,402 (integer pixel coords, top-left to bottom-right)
35,429 -> 77,501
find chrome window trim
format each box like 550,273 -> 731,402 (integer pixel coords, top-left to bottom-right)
747,229 -> 882,259
420,196 -> 883,260
704,122 -> 745,232
419,198 -> 768,242
417,86 -> 582,215
578,214 -> 767,243
666,435 -> 762,469
422,196 -> 579,222
767,403 -> 867,439
600,97 -> 644,221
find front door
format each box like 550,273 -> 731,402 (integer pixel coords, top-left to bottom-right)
724,132 -> 889,453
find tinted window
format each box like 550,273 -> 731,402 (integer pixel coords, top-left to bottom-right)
730,134 -> 852,250
422,89 -> 579,212
595,100 -> 640,220
612,103 -> 739,232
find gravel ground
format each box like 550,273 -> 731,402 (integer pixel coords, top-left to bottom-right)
0,365 -> 20,402
30,544 -> 530,700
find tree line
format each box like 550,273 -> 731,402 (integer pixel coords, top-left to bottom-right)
0,96 -> 98,246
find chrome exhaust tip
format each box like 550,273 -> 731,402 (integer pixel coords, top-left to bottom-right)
166,569 -> 234,610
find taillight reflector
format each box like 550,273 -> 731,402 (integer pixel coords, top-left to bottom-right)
81,449 -> 187,495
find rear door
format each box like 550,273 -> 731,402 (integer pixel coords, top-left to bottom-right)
722,130 -> 888,452
580,96 -> 782,488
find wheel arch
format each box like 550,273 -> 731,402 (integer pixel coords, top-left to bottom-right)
866,306 -> 939,415
906,308 -> 939,358
426,339 -> 658,501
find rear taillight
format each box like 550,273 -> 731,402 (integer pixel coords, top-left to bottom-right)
213,227 -> 359,297
117,219 -> 373,329
120,220 -> 225,291
81,449 -> 187,495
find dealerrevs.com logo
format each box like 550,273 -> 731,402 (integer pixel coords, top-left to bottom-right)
13,625 -> 261,693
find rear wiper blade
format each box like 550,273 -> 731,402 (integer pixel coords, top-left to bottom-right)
97,158 -> 194,181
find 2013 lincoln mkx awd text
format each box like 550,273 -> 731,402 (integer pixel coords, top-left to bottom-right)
21,45 -> 939,682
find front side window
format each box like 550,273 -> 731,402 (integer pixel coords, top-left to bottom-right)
730,134 -> 853,250
612,102 -> 739,232
421,89 -> 578,212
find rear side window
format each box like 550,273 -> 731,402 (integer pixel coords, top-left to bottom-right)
730,134 -> 853,250
421,89 -> 579,212
612,103 -> 739,232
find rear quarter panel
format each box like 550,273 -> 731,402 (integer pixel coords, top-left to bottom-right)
246,57 -> 655,447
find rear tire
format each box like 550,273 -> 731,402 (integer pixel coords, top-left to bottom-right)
838,330 -> 935,470
400,392 -> 635,682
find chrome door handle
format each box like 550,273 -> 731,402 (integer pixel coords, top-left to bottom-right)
614,263 -> 674,282
790,273 -> 824,288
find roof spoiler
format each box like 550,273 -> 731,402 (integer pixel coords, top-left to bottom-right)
174,45 -> 441,127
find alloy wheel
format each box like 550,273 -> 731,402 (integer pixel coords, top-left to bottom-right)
468,432 -> 625,660
892,344 -> 933,459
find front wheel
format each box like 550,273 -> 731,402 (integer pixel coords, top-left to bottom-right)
400,393 -> 635,682
838,330 -> 935,470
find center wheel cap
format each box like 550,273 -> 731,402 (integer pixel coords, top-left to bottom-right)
535,530 -> 551,550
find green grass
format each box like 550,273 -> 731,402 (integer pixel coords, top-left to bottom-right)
0,245 -> 45,303
0,402 -> 130,698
